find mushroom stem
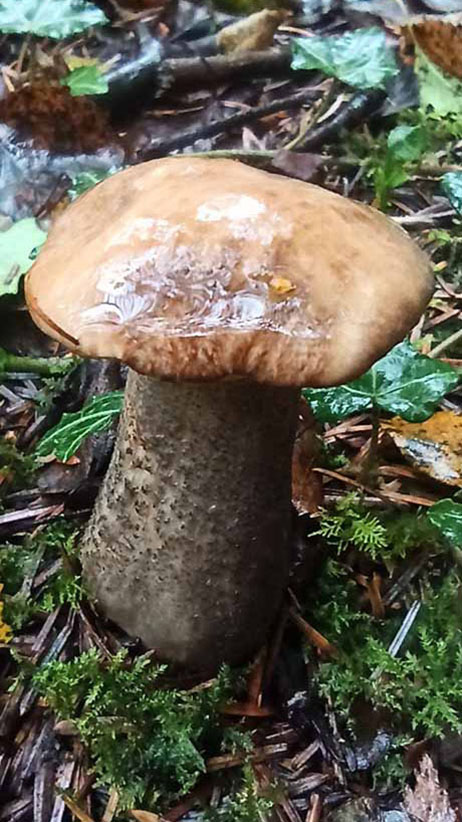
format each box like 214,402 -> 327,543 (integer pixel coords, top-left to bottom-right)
81,369 -> 299,674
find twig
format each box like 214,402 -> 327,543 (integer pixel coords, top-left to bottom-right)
130,88 -> 319,161
428,327 -> 462,359
296,89 -> 385,151
158,47 -> 292,92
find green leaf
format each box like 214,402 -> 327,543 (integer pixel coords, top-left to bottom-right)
61,63 -> 108,97
68,169 -> 115,200
36,391 -> 124,462
428,499 -> 462,547
387,125 -> 427,162
304,341 -> 460,424
0,218 -> 47,296
291,27 -> 398,90
416,49 -> 462,117
0,0 -> 108,39
441,172 -> 462,216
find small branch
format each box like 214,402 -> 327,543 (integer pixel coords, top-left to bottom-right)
428,326 -> 462,359
130,87 -> 319,162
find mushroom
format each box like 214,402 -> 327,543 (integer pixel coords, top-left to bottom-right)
25,157 -> 432,674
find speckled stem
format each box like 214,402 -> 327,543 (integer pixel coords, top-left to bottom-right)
81,370 -> 299,674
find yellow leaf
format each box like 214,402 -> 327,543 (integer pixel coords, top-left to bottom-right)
65,55 -> 104,71
269,275 -> 296,295
0,584 -> 12,643
383,410 -> 462,487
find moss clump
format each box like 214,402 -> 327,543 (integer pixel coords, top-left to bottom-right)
304,495 -> 461,788
0,521 -> 82,631
34,649 -> 235,809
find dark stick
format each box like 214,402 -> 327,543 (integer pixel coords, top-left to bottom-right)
130,86 -> 318,162
102,46 -> 293,110
158,47 -> 293,92
297,89 -> 385,151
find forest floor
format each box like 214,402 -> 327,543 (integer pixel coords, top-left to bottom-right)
0,1 -> 462,820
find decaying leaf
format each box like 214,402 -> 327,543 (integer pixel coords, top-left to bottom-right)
404,754 -> 456,821
217,9 -> 286,54
269,275 -> 296,295
271,150 -> 324,182
383,411 -> 462,487
404,14 -> 462,79
292,424 -> 323,515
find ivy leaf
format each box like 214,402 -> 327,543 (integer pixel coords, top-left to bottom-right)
36,391 -> 124,462
0,218 -> 47,296
0,0 -> 108,39
304,341 -> 460,424
416,49 -> 462,117
61,63 -> 108,97
291,27 -> 398,90
387,125 -> 427,162
441,172 -> 462,216
428,499 -> 462,547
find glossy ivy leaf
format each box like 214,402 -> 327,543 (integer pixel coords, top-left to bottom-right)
304,341 -> 460,424
0,218 -> 47,296
36,391 -> 124,462
61,64 -> 108,97
416,49 -> 462,117
441,172 -> 462,216
428,499 -> 462,546
387,124 -> 427,162
291,27 -> 398,90
0,0 -> 108,39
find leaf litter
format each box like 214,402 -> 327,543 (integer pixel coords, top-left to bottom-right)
0,0 -> 462,820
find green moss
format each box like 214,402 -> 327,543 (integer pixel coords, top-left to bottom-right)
0,521 -> 82,630
34,649 -> 235,809
304,496 -> 462,788
0,438 -> 35,496
315,492 -> 442,562
205,764 -> 274,822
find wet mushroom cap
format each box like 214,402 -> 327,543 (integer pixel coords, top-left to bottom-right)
25,157 -> 433,387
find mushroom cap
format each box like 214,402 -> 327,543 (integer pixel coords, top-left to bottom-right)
25,157 -> 433,387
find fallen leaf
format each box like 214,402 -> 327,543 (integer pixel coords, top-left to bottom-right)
404,754 -> 456,821
292,425 -> 323,514
269,275 -> 296,294
383,411 -> 462,487
406,14 -> 462,79
271,150 -> 324,182
217,9 -> 286,54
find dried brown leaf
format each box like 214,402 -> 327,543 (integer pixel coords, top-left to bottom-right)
217,9 -> 287,54
401,14 -> 462,78
404,754 -> 456,822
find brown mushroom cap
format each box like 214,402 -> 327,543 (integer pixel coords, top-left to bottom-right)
25,157 -> 433,387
